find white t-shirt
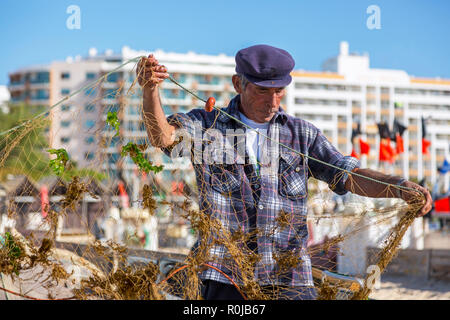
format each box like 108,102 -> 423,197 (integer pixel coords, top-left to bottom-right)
239,112 -> 269,168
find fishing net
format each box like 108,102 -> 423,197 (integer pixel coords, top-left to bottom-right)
0,56 -> 426,300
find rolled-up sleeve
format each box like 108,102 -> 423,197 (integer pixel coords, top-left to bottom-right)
160,109 -> 206,159
308,129 -> 360,195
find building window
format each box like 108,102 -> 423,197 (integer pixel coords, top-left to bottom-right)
127,105 -> 139,115
85,152 -> 95,161
85,104 -> 95,112
104,89 -> 117,99
84,120 -> 96,129
86,72 -> 96,80
163,89 -> 185,99
108,153 -> 120,164
162,105 -> 173,114
61,88 -> 70,95
34,89 -> 49,100
60,137 -> 70,144
61,121 -> 71,128
61,72 -> 70,80
212,92 -> 220,100
85,136 -> 95,144
136,138 -> 147,146
106,72 -> 120,83
30,72 -> 49,84
104,104 -> 120,114
172,73 -> 187,83
110,136 -> 120,147
193,74 -> 220,85
127,121 -> 137,132
85,87 -> 97,96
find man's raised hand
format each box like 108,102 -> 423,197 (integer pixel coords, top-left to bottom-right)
136,54 -> 169,90
400,180 -> 433,217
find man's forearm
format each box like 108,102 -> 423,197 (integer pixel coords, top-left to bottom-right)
344,168 -> 404,199
343,167 -> 432,216
142,88 -> 175,148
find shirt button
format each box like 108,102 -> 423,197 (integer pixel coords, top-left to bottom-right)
295,167 -> 301,172
258,204 -> 264,210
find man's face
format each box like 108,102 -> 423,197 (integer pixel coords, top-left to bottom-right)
232,75 -> 286,123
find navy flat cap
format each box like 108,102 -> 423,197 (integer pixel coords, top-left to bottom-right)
235,44 -> 295,88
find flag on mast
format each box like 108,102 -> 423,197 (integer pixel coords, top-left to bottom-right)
377,123 -> 396,163
392,119 -> 407,154
422,117 -> 431,155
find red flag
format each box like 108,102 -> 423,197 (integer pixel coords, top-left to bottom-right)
40,185 -> 49,218
359,138 -> 370,155
379,138 -> 396,163
350,148 -> 359,159
395,133 -> 404,154
421,117 -> 431,154
118,181 -> 129,208
434,197 -> 450,212
422,138 -> 431,155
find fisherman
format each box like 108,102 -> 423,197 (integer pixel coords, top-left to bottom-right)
137,44 -> 432,300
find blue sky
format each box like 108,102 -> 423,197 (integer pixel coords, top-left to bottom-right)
1,0 -> 449,85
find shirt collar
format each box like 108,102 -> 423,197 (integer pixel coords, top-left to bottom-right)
217,95 -> 288,126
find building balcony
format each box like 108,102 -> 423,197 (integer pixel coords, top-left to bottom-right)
8,83 -> 26,91
10,96 -> 25,103
292,105 -> 348,116
337,121 -> 348,129
380,93 -> 390,101
123,130 -> 147,138
28,82 -> 50,90
101,82 -> 120,89
28,98 -> 50,106
337,136 -> 348,144
395,94 -> 450,105
161,97 -> 190,105
352,107 -> 361,114
366,93 -> 377,100
101,97 -> 118,105
293,88 -> 360,100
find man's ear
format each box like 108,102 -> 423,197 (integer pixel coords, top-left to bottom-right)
232,75 -> 242,94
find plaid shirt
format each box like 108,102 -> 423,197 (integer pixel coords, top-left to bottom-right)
162,95 -> 360,287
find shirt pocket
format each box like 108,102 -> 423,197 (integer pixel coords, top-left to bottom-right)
278,151 -> 308,200
209,164 -> 241,195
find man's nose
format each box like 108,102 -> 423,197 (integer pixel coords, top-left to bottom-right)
269,92 -> 278,106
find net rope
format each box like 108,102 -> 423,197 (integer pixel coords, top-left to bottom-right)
0,56 -> 426,300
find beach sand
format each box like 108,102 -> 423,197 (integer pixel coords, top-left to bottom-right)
368,231 -> 450,300
369,274 -> 450,300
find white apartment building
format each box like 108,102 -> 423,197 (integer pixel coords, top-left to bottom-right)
7,47 -> 236,186
287,42 -> 450,191
0,85 -> 10,113
7,43 -> 450,191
